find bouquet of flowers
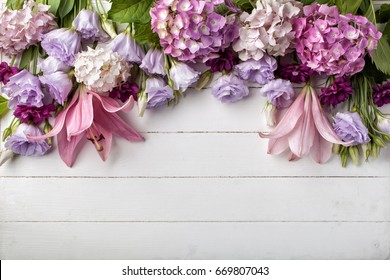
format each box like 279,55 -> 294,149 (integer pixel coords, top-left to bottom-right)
0,0 -> 390,167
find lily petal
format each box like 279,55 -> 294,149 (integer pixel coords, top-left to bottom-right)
310,130 -> 333,164
66,91 -> 94,140
57,127 -> 86,167
93,99 -> 144,142
90,91 -> 134,113
260,88 -> 306,139
266,137 -> 290,155
311,87 -> 354,146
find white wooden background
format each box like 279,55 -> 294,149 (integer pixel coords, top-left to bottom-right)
1,0 -> 390,260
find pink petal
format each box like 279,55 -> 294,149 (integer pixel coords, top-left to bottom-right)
57,127 -> 86,167
310,130 -> 333,164
27,92 -> 79,141
289,153 -> 300,161
310,87 -> 354,146
93,122 -> 113,162
266,137 -> 290,155
66,91 -> 94,140
90,91 -> 135,113
260,90 -> 306,139
288,91 -> 316,157
93,99 -> 144,142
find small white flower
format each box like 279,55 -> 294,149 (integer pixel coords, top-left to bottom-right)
377,114 -> 390,134
74,47 -> 130,94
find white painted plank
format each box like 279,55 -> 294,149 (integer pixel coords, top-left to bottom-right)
1,178 -> 390,222
0,133 -> 389,177
0,222 -> 389,260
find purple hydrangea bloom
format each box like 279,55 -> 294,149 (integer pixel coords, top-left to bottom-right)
211,72 -> 249,103
205,50 -> 239,73
277,64 -> 314,84
41,28 -> 81,66
319,77 -> 353,107
14,104 -> 56,125
72,9 -> 109,43
373,82 -> 390,107
3,70 -> 45,109
107,32 -> 145,64
169,62 -> 200,92
140,48 -> 166,76
146,77 -> 174,108
39,72 -> 73,105
39,56 -> 71,75
0,62 -> 19,85
235,55 -> 277,85
260,79 -> 296,109
4,124 -> 50,156
109,82 -> 139,103
333,112 -> 370,145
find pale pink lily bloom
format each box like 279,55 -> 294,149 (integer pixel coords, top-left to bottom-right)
260,85 -> 354,163
29,86 -> 144,167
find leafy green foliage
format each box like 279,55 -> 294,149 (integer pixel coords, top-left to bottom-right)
19,47 -> 33,70
58,0 -> 75,18
133,23 -> 160,45
48,0 -> 61,15
0,96 -> 9,119
364,0 -> 376,24
376,4 -> 390,23
231,0 -> 255,12
371,36 -> 390,75
6,0 -> 23,10
109,0 -> 155,24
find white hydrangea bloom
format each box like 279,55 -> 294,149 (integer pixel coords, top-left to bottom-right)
74,47 -> 130,94
233,0 -> 302,61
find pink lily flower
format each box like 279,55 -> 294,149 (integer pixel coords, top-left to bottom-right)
260,85 -> 354,163
29,86 -> 144,167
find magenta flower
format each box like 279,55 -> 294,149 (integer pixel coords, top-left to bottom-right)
319,77 -> 353,107
14,104 -> 56,125
277,64 -> 314,84
373,82 -> 390,107
205,50 -> 239,73
0,62 -> 19,85
260,85 -> 354,163
109,82 -> 139,103
28,86 -> 144,167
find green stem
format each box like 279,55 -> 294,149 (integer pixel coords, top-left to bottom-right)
9,56 -> 17,67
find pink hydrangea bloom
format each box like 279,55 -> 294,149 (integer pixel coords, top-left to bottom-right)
0,0 -> 57,57
150,0 -> 239,62
294,3 -> 382,76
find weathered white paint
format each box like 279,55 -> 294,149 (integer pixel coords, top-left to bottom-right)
0,0 -> 390,260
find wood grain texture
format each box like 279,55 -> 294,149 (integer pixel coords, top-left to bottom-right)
0,0 -> 390,260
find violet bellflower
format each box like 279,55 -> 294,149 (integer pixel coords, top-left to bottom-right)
140,48 -> 166,76
0,62 -> 19,85
3,70 -> 45,110
41,28 -> 82,66
235,55 -> 277,85
28,86 -> 144,167
373,82 -> 390,107
145,77 -> 174,108
39,72 -> 73,105
211,72 -> 249,103
169,62 -> 200,92
260,85 -> 354,163
106,32 -> 145,64
39,56 -> 71,75
260,79 -> 296,109
14,104 -> 56,125
72,9 -> 110,43
5,124 -> 50,157
333,112 -> 370,145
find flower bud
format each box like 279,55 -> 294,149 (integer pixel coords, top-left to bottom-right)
372,136 -> 386,148
44,121 -> 53,145
138,93 -> 148,117
348,146 -> 360,166
101,16 -> 117,38
371,143 -> 380,158
332,144 -> 341,154
0,149 -> 13,166
2,127 -> 12,142
196,70 -> 212,90
264,103 -> 277,127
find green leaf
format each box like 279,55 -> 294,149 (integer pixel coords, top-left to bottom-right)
6,0 -> 23,9
133,23 -> 159,45
0,96 -> 9,118
383,22 -> 390,42
48,0 -> 61,15
108,0 -> 155,24
19,47 -> 33,70
231,0 -> 256,12
376,4 -> 390,23
371,36 -> 390,75
341,0 -> 362,15
58,0 -> 75,18
364,0 -> 376,25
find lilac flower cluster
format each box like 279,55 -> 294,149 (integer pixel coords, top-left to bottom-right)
294,3 -> 382,76
150,0 -> 239,62
0,0 -> 56,57
373,82 -> 390,107
319,77 -> 353,107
